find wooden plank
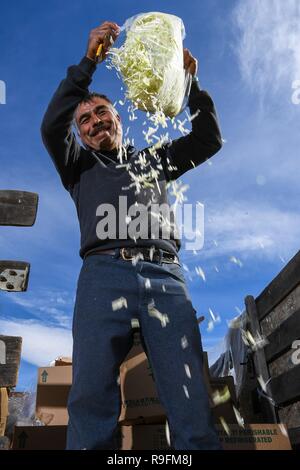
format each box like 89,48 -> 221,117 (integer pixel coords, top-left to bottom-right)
0,335 -> 22,387
245,295 -> 277,422
0,190 -> 38,226
260,284 -> 300,337
271,364 -> 300,405
288,426 -> 300,447
269,348 -> 297,379
255,250 -> 300,321
265,308 -> 300,362
278,400 -> 300,429
0,260 -> 30,292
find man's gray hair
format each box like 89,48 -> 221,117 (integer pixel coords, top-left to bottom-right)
73,92 -> 118,131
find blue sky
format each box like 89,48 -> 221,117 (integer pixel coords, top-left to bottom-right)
0,0 -> 300,391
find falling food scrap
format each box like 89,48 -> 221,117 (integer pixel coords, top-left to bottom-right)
148,300 -> 169,327
212,386 -> 231,406
184,363 -> 191,379
165,421 -> 171,446
149,246 -> 155,261
257,374 -> 268,393
195,266 -> 206,282
241,329 -> 268,351
177,118 -> 189,135
131,318 -> 140,329
233,405 -> 245,428
219,416 -> 230,436
169,180 -> 189,205
278,423 -> 288,437
183,385 -> 190,399
207,308 -> 221,332
132,252 -> 144,266
251,332 -> 269,351
235,306 -> 243,315
181,335 -> 188,349
112,297 -> 128,311
241,328 -> 255,347
186,109 -> 200,122
229,256 -> 243,268
209,308 -> 221,324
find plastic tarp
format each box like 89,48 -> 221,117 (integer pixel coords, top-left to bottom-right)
208,313 -> 248,397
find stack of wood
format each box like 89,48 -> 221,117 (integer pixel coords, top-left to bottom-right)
0,335 -> 22,448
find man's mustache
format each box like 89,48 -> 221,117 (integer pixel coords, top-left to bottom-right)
90,123 -> 110,137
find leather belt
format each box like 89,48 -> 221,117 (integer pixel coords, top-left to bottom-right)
84,247 -> 179,264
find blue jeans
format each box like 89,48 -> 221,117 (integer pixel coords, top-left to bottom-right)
66,252 -> 221,450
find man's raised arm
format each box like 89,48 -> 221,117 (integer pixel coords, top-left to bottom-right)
40,22 -> 120,189
161,49 -> 222,181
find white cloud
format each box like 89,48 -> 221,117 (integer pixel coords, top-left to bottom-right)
207,203 -> 300,256
7,288 -> 74,328
232,0 -> 300,94
0,318 -> 72,366
182,202 -> 300,263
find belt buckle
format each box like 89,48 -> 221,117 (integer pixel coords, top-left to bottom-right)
120,247 -> 134,261
160,250 -> 171,264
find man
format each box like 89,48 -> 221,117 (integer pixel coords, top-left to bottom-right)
41,21 -> 223,450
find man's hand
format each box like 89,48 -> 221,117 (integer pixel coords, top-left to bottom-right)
183,48 -> 198,77
86,22 -> 120,63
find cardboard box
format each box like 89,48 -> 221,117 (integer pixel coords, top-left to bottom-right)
37,366 -> 72,385
121,423 -> 291,450
35,357 -> 238,428
35,385 -> 70,425
12,425 -> 67,450
55,357 -> 72,366
121,424 -> 170,450
119,352 -> 240,425
216,424 -> 292,450
119,352 -> 166,423
10,423 -> 291,451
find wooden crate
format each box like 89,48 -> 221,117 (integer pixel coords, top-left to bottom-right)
0,335 -> 22,387
242,250 -> 300,448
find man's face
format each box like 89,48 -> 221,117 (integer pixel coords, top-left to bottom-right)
75,97 -> 122,151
